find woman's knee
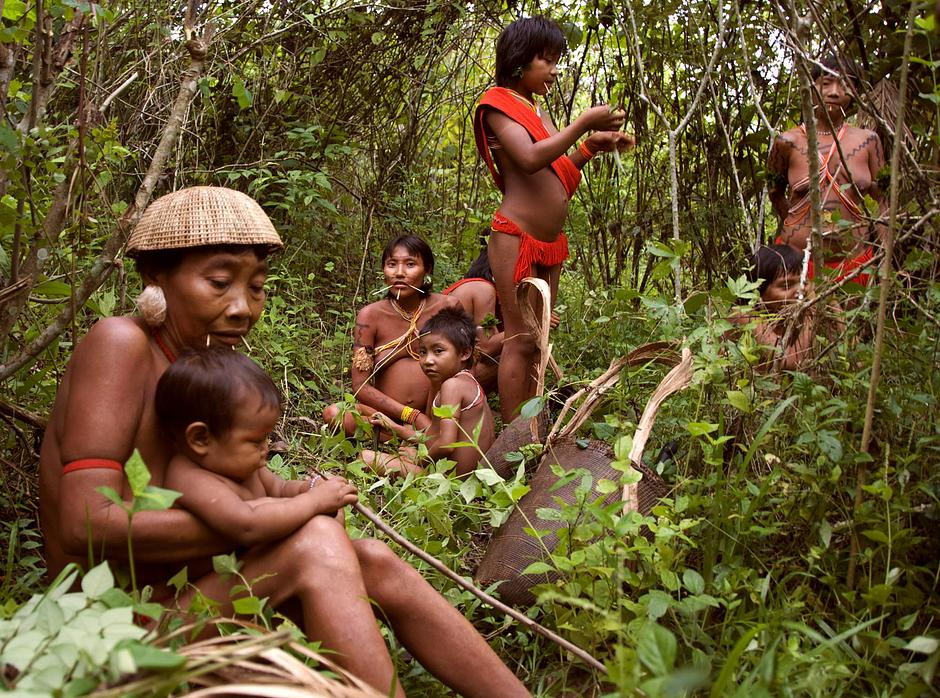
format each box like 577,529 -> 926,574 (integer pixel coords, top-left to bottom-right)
322,403 -> 340,424
288,516 -> 361,583
353,538 -> 412,601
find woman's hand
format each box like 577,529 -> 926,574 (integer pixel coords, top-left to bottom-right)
307,476 -> 358,516
578,105 -> 627,133
587,130 -> 636,153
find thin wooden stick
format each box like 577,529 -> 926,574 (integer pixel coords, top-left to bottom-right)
349,499 -> 608,674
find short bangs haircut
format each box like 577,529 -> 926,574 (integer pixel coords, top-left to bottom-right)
746,244 -> 804,296
421,307 -> 476,366
155,346 -> 282,439
811,54 -> 862,92
382,234 -> 434,292
134,244 -> 272,278
495,16 -> 568,87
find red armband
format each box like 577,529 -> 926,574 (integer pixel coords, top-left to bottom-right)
62,458 -> 124,474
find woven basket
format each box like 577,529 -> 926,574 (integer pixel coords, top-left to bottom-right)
474,342 -> 692,607
127,186 -> 283,255
485,408 -> 550,480
475,439 -> 668,607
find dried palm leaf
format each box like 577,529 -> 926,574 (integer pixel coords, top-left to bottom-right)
857,77 -> 916,150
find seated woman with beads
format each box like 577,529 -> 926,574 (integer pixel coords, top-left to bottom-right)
322,234 -> 462,437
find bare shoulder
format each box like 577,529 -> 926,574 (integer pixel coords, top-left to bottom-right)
439,373 -> 473,404
425,292 -> 462,313
774,127 -> 802,149
69,316 -> 154,378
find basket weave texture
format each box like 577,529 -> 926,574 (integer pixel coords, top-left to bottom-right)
485,409 -> 549,479
127,186 -> 283,254
475,438 -> 668,607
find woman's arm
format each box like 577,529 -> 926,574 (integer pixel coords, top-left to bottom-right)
349,305 -> 423,425
425,380 -> 466,460
168,458 -> 358,547
486,106 -> 625,175
56,319 -> 229,561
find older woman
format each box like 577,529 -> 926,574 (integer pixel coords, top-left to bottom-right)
39,187 -> 529,698
767,55 -> 886,285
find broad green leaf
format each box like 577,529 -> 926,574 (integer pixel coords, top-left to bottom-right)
132,485 -> 182,513
232,596 -> 265,615
522,561 -> 554,575
81,562 -> 114,600
687,422 -> 718,436
726,390 -> 751,413
124,449 -> 151,497
459,476 -> 481,503
474,468 -> 504,486
904,636 -> 939,655
232,75 -> 253,110
519,396 -> 544,420
683,569 -> 705,595
212,553 -> 240,577
637,622 -> 677,676
127,641 -> 186,669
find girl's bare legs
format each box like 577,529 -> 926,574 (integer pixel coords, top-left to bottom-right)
354,538 -> 531,698
488,232 -> 559,422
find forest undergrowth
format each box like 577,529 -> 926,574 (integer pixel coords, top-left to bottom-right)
1,0 -> 939,696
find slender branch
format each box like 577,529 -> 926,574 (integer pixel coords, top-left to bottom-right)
350,499 -> 608,674
847,0 -> 918,591
0,31 -> 211,382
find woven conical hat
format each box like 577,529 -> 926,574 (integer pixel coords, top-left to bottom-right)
127,186 -> 283,255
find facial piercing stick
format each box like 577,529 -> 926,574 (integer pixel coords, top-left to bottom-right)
241,335 -> 253,353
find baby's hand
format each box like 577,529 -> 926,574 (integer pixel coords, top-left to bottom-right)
307,476 -> 358,516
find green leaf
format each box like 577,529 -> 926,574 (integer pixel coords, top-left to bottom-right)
645,590 -> 672,620
904,636 -> 939,655
687,422 -> 718,436
519,396 -> 544,420
458,476 -> 480,503
132,485 -> 182,513
637,622 -> 677,676
127,641 -> 186,669
2,0 -> 27,20
819,519 -> 833,548
212,553 -> 240,577
81,562 -> 114,599
683,569 -> 705,595
123,449 -> 151,497
168,566 -> 189,593
232,75 -> 254,110
522,561 -> 554,575
232,596 -> 265,616
726,390 -> 751,413
474,468 -> 504,486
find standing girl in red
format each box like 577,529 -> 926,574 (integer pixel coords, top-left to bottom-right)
475,16 -> 634,420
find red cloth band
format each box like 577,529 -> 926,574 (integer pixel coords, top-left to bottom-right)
442,277 -> 497,296
475,87 -> 582,198
63,458 -> 123,474
491,213 -> 569,284
774,239 -> 874,286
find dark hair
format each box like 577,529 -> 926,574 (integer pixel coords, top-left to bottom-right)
463,249 -> 494,284
420,307 -> 476,368
810,54 -> 862,92
746,244 -> 803,296
382,234 -> 434,293
495,17 -> 568,88
155,346 -> 282,439
135,244 -> 272,279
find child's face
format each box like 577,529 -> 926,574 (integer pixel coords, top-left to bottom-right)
419,333 -> 470,382
199,391 -> 280,482
520,51 -> 560,96
761,272 -> 802,310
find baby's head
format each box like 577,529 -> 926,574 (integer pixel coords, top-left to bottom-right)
418,307 -> 476,380
746,244 -> 804,310
155,347 -> 282,481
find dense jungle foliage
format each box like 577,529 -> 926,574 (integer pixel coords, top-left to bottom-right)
1,0 -> 938,695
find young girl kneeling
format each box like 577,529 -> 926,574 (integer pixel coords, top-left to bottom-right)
363,308 -> 495,477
